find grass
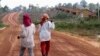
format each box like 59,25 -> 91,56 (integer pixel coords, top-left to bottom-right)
0,22 -> 5,28
0,13 -> 8,28
55,18 -> 100,39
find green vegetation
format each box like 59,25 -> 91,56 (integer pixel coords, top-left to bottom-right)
0,22 -> 5,28
55,18 -> 100,38
33,20 -> 40,25
53,12 -> 69,19
0,13 -> 7,28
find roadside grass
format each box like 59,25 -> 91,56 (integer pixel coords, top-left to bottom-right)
0,13 -> 7,28
55,18 -> 100,39
0,23 -> 5,28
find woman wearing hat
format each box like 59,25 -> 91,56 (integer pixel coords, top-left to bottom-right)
38,13 -> 55,56
19,13 -> 35,56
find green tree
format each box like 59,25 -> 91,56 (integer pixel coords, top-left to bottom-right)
80,0 -> 87,8
88,3 -> 96,12
3,5 -> 9,12
57,3 -> 62,8
66,3 -> 73,8
73,3 -> 79,9
63,3 -> 67,7
0,7 -> 4,13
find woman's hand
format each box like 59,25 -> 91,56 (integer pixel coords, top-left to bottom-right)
17,36 -> 20,39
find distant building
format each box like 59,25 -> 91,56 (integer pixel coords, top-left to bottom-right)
56,7 -> 96,18
80,9 -> 96,18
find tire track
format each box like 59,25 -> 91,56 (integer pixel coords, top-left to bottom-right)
0,12 -> 20,56
51,31 -> 100,56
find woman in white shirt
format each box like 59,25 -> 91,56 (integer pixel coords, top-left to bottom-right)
38,13 -> 55,56
19,13 -> 35,56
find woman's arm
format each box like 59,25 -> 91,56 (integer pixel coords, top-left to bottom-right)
33,24 -> 36,34
51,22 -> 55,30
48,21 -> 55,30
37,24 -> 41,32
18,25 -> 25,39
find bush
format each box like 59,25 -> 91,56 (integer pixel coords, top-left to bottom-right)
52,12 -> 73,19
56,21 -> 100,30
33,20 -> 40,25
0,23 -> 5,28
55,22 -> 77,30
55,18 -> 100,36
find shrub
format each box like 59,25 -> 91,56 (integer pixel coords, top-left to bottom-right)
33,20 -> 40,25
55,18 -> 100,36
52,12 -> 72,19
0,23 -> 5,28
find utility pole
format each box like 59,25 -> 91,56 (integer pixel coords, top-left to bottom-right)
98,3 -> 99,19
0,0 -> 1,8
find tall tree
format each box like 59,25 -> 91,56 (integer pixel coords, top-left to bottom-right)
58,3 -> 62,7
88,3 -> 96,12
73,3 -> 79,9
66,3 -> 73,8
3,5 -> 9,12
80,0 -> 87,8
63,3 -> 67,7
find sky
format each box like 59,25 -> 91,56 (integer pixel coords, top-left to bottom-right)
1,0 -> 100,9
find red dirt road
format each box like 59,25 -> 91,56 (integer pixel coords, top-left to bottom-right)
0,12 -> 100,56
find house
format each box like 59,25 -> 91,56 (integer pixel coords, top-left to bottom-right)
80,9 -> 96,18
56,7 -> 96,18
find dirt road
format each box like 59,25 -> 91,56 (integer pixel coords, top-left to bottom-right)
0,12 -> 100,56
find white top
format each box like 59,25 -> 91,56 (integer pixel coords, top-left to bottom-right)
38,21 -> 55,41
20,23 -> 35,48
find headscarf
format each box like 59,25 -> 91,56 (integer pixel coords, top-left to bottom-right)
23,13 -> 31,27
40,13 -> 49,26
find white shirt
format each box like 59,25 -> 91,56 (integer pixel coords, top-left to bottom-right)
20,23 -> 35,48
39,21 -> 55,41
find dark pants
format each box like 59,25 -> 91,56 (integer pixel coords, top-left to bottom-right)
19,47 -> 34,56
41,41 -> 50,56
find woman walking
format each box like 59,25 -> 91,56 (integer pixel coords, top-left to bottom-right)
19,13 -> 35,56
38,13 -> 55,56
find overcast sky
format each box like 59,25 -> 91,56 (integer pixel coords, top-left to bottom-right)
1,0 -> 100,9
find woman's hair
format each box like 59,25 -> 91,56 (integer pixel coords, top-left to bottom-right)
40,13 -> 49,26
23,13 -> 32,27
